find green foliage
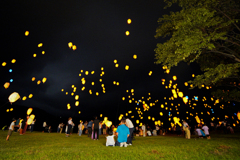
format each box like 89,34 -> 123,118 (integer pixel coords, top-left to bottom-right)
155,0 -> 240,102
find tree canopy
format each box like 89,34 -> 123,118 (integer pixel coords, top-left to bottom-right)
155,0 -> 240,102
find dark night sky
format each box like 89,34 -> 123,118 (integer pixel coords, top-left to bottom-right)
1,0 -> 231,127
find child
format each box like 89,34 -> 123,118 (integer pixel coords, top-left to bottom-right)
116,118 -> 130,147
106,131 -> 115,146
202,124 -> 211,139
6,118 -> 16,141
196,127 -> 203,138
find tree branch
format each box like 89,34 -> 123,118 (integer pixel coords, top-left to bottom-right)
207,50 -> 240,62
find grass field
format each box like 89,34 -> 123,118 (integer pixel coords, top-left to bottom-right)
0,131 -> 240,160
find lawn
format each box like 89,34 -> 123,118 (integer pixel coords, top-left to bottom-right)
0,131 -> 240,160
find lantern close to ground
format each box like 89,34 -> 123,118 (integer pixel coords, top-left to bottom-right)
8,92 -> 20,104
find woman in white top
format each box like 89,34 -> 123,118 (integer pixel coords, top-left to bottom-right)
66,117 -> 73,137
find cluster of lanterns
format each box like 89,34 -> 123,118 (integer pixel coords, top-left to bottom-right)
68,42 -> 77,50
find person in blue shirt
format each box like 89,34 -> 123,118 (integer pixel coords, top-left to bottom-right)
87,120 -> 93,137
116,118 -> 130,147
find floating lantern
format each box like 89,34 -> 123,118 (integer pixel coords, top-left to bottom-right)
68,42 -> 73,48
125,31 -> 130,36
22,96 -> 27,101
2,62 -> 7,66
33,54 -> 37,57
133,55 -> 137,59
3,82 -> 10,89
72,45 -> 77,50
75,101 -> 79,106
42,77 -> 47,83
38,43 -> 43,47
27,108 -> 33,115
28,94 -> 33,98
8,92 -> 20,104
11,59 -> 16,63
25,31 -> 29,36
127,19 -> 132,24
42,51 -> 45,54
125,65 -> 129,70
115,64 -> 119,67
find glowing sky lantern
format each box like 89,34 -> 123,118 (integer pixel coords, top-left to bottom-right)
37,80 -> 41,85
85,71 -> 89,75
173,117 -> 182,126
8,92 -> 20,104
184,82 -> 188,86
72,45 -> 77,50
33,54 -> 37,57
27,114 -> 35,125
178,92 -> 184,98
38,43 -> 43,47
237,112 -> 240,120
125,31 -> 130,36
22,96 -> 27,101
183,97 -> 188,104
66,92 -> 68,95
75,95 -> 79,100
32,77 -> 35,81
149,71 -> 152,76
133,55 -> 137,59
115,64 -> 119,67
75,101 -> 79,106
2,62 -> 7,66
28,94 -> 33,98
10,108 -> 13,111
116,82 -> 119,85
160,112 -> 163,116
68,42 -> 73,48
122,97 -> 125,101
103,117 -> 112,127
114,59 -> 117,63
42,51 -> 45,54
67,103 -> 71,110
11,59 -> 16,63
3,82 -> 10,89
127,19 -> 132,24
192,74 -> 195,77
173,76 -> 177,81
42,77 -> 47,83
25,31 -> 29,36
96,92 -> 99,96
27,108 -> 33,115
6,109 -> 9,112
91,71 -> 95,74
195,116 -> 201,123
166,69 -> 170,74
91,82 -> 94,86
125,65 -> 129,70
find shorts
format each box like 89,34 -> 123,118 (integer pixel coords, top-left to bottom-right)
8,129 -> 13,136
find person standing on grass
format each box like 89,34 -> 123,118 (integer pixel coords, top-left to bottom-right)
6,118 -> 16,141
183,120 -> 190,139
78,121 -> 83,136
60,123 -> 64,133
125,118 -> 134,145
99,121 -> 102,136
57,123 -> 61,133
83,121 -> 88,134
115,118 -> 130,147
66,117 -> 73,137
92,116 -> 100,140
22,116 -> 29,134
87,120 -> 93,137
30,119 -> 36,132
202,124 -> 211,139
43,121 -> 47,133
102,123 -> 106,135
142,123 -> 146,137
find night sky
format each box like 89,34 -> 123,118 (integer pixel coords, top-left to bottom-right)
1,1 -> 232,127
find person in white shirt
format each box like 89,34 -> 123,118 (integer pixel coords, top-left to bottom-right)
43,121 -> 47,133
142,124 -> 146,137
6,118 -> 16,141
66,117 -> 73,137
202,124 -> 210,139
125,118 -> 134,145
78,121 -> 83,136
196,127 -> 203,138
106,131 -> 115,147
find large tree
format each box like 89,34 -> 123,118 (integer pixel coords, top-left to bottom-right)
155,0 -> 240,102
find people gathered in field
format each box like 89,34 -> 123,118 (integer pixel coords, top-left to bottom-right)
5,115 -> 236,143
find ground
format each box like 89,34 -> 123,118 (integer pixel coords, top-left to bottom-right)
0,131 -> 240,160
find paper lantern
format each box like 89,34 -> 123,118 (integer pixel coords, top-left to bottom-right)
178,92 -> 183,98
237,112 -> 240,120
33,54 -> 37,57
75,95 -> 79,100
27,108 -> 33,115
42,51 -> 45,54
183,97 -> 188,104
42,77 -> 47,83
8,92 -> 20,104
68,42 -> 73,48
25,31 -> 29,36
122,97 -> 125,100
32,77 -> 35,81
195,116 -> 201,123
173,76 -> 177,81
100,114 -> 102,117
125,65 -> 129,70
192,74 -> 195,77
78,111 -> 81,114
115,64 -> 119,67
149,71 -> 152,76
22,96 -> 27,101
103,117 -> 112,127
125,31 -> 130,36
133,55 -> 137,59
28,94 -> 33,98
166,69 -> 170,74
91,82 -> 94,85
3,82 -> 10,89
11,59 -> 16,63
27,115 -> 35,125
67,103 -> 71,110
72,45 -> 77,50
10,108 -> 13,111
38,43 -> 43,47
2,62 -> 7,66
75,101 -> 79,106
127,19 -> 132,24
